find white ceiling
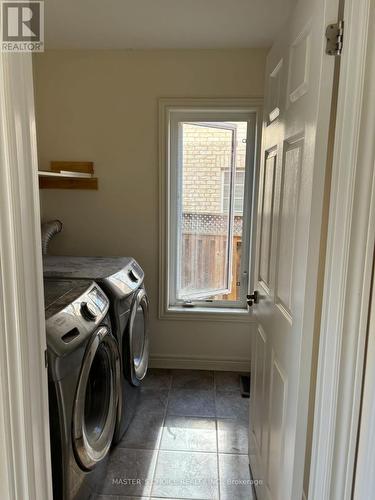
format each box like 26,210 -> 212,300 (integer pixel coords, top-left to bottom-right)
45,0 -> 295,50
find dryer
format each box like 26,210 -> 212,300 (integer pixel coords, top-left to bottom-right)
43,256 -> 150,442
44,278 -> 121,500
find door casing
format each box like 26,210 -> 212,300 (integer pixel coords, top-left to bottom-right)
0,53 -> 53,500
308,0 -> 375,498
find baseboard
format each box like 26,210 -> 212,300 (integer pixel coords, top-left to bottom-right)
149,354 -> 251,372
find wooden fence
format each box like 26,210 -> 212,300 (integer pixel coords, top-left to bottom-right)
180,234 -> 242,301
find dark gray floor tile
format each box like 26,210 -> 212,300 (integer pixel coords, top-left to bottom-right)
142,368 -> 172,390
219,454 -> 254,500
152,450 -> 219,499
137,388 -> 169,413
118,410 -> 164,450
215,391 -> 249,422
214,371 -> 242,394
93,495 -> 119,500
160,415 -> 217,452
217,418 -> 248,454
167,389 -> 216,418
100,448 -> 157,497
94,496 -> 148,499
171,370 -> 214,390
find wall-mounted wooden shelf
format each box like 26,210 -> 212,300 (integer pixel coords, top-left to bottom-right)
38,161 -> 98,190
50,161 -> 94,174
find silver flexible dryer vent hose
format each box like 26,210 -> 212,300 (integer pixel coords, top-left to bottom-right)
41,220 -> 63,255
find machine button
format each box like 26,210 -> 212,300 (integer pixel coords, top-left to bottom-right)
80,302 -> 97,321
128,269 -> 139,283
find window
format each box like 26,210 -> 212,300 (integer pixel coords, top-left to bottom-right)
160,99 -> 259,316
222,170 -> 246,214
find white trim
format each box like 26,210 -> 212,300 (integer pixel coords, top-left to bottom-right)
158,97 -> 263,320
308,0 -> 375,498
353,244 -> 375,499
149,354 -> 251,372
159,306 -> 255,323
0,54 -> 52,500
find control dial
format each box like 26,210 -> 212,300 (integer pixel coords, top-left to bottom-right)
80,302 -> 97,321
128,268 -> 139,283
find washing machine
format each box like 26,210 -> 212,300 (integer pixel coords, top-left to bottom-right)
43,256 -> 150,442
44,278 -> 121,500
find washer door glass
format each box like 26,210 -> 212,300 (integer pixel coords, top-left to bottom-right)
84,343 -> 111,443
132,304 -> 145,370
128,289 -> 149,385
73,327 -> 120,470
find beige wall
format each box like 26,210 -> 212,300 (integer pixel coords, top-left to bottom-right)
34,49 -> 267,367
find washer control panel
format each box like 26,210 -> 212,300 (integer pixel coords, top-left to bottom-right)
88,286 -> 108,312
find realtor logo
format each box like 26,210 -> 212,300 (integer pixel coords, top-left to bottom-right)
1,1 -> 44,52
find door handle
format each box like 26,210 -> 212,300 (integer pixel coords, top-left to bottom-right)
247,290 -> 260,307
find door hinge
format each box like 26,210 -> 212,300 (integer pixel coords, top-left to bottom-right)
44,349 -> 48,369
326,21 -> 344,56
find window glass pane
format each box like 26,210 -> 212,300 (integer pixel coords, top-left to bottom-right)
176,121 -> 248,302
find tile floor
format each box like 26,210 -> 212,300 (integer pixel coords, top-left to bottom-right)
96,369 -> 255,500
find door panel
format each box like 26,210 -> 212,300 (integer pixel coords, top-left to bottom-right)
287,25 -> 312,105
258,149 -> 277,290
267,59 -> 284,123
249,0 -> 338,499
268,352 -> 288,500
275,138 -> 303,314
253,326 -> 267,452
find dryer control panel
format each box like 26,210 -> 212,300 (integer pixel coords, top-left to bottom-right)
105,259 -> 144,299
44,280 -> 110,358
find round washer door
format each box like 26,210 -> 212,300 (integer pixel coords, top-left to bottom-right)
72,326 -> 120,471
127,288 -> 149,386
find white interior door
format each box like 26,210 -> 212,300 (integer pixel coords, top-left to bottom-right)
249,0 -> 339,499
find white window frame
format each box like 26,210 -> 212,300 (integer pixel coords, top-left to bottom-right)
159,98 -> 263,320
171,112 -> 252,308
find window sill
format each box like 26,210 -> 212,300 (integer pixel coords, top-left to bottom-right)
159,305 -> 255,323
